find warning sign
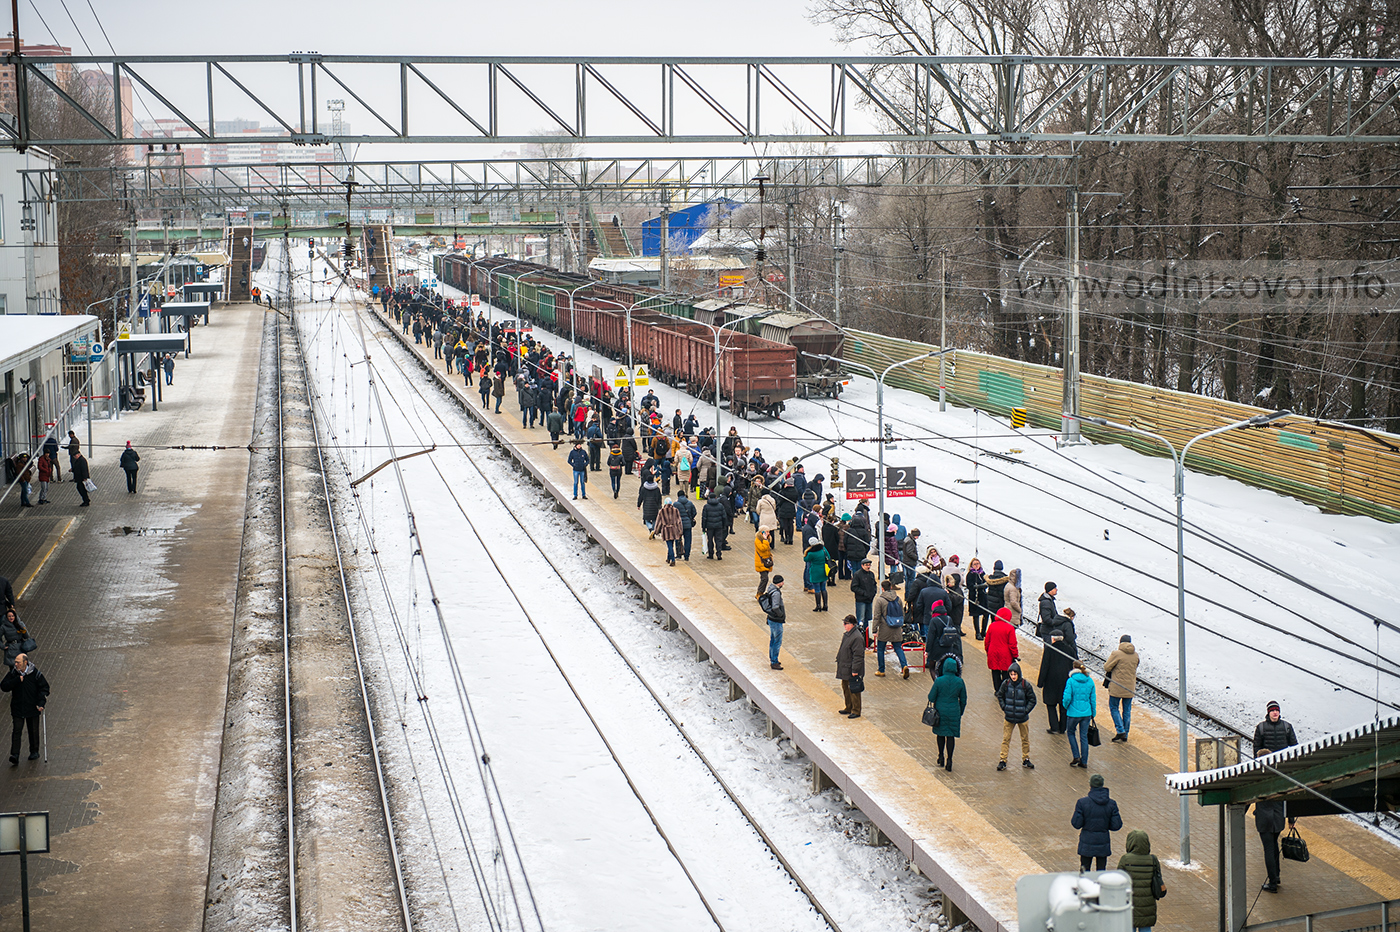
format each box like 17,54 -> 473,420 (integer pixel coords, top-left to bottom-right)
614,366 -> 632,387
117,321 -> 131,340
632,365 -> 649,387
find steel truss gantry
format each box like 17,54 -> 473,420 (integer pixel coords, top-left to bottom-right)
21,153 -> 1078,212
7,54 -> 1400,148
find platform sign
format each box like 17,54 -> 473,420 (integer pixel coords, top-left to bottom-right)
614,366 -> 632,387
845,468 -> 876,500
470,294 -> 481,307
886,466 -> 917,498
632,365 -> 650,387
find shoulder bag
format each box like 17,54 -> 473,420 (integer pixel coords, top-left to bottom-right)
1151,857 -> 1167,899
1281,825 -> 1310,862
921,701 -> 940,729
849,674 -> 865,694
1086,719 -> 1102,747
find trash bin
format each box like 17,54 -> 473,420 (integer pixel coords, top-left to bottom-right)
1011,407 -> 1028,428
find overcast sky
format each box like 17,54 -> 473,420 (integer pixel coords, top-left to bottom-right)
24,0 -> 847,59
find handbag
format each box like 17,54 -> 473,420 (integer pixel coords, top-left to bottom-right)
1281,825 -> 1310,862
1086,720 -> 1102,747
921,701 -> 940,729
1151,858 -> 1167,899
83,478 -> 97,493
849,674 -> 865,694
762,556 -> 774,569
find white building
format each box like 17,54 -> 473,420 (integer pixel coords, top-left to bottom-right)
0,315 -> 100,459
0,145 -> 61,316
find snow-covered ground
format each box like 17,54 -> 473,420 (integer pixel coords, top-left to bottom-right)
269,246 -> 943,932
402,250 -> 1400,743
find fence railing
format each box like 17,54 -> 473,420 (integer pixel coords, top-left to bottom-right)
843,329 -> 1400,524
1242,897 -> 1396,932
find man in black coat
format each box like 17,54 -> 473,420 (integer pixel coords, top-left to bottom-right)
701,493 -> 728,559
1037,623 -> 1075,734
71,450 -> 92,507
845,506 -> 870,564
1254,700 -> 1299,892
1037,582 -> 1059,639
2,653 -> 48,764
850,558 -> 877,631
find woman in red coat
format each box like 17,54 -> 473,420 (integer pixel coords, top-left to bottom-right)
984,607 -> 1020,693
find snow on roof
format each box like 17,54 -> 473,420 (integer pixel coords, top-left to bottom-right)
1166,714 -> 1400,796
0,315 -> 101,374
589,256 -> 746,273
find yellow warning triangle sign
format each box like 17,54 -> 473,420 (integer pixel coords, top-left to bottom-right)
632,365 -> 649,386
614,366 -> 631,384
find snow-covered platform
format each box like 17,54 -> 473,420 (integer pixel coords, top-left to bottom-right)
373,303 -> 1400,932
0,302 -> 268,929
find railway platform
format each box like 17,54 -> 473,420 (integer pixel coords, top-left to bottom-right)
0,303 -> 266,930
372,300 -> 1400,932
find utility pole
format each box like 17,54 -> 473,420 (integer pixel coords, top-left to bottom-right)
659,185 -> 670,292
578,187 -> 587,274
939,249 -> 948,412
833,203 -> 844,328
128,217 -> 138,328
785,200 -> 797,315
1061,186 -> 1082,443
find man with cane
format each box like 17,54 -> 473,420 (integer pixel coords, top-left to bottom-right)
3,653 -> 48,765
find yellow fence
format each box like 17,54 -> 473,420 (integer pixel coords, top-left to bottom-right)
844,329 -> 1400,523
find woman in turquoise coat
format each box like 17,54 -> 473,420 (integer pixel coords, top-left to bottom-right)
1063,660 -> 1098,768
927,656 -> 967,772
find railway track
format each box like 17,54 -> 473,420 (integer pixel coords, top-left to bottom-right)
276,252 -> 412,931
299,294 -> 911,932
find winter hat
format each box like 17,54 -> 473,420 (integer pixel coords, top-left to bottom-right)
772,575 -> 784,584
861,558 -> 873,565
949,555 -> 960,565
1267,700 -> 1281,714
1120,634 -> 1132,643
995,607 -> 1012,622
1090,774 -> 1105,788
840,513 -> 851,521
663,498 -> 673,506
125,440 -> 132,448
993,560 -> 1004,572
1045,581 -> 1057,593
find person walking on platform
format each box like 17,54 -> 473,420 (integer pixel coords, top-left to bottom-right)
985,607 -> 1019,693
1117,830 -> 1165,929
754,525 -> 775,598
586,417 -> 605,471
492,373 -> 505,413
873,578 -> 909,679
607,444 -> 624,499
567,441 -> 589,500
760,576 -> 786,670
2,653 -> 48,765
120,441 -> 141,494
836,614 -> 865,718
1253,700 -> 1299,892
965,557 -> 988,639
479,373 -> 492,410
928,656 -> 967,771
851,557 -> 877,631
66,430 -> 81,472
547,407 -> 565,449
163,354 -> 175,385
1072,773 -> 1122,871
1103,635 -> 1140,742
71,450 -> 92,507
701,492 -> 728,559
1038,623 -> 1074,735
1063,661 -> 1098,768
653,497 -> 683,566
675,491 -> 696,562
985,560 -> 1010,621
637,477 -> 662,531
995,660 -> 1036,771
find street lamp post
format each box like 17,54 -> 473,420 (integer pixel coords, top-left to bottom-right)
565,280 -> 595,369
1073,408 -> 1292,866
587,293 -> 672,420
807,348 -> 953,583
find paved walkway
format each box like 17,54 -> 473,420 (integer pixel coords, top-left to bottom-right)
0,304 -> 265,930
374,301 -> 1400,931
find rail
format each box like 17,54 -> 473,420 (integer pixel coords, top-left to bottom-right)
1243,898 -> 1397,932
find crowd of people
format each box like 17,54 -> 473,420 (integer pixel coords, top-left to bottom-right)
5,430 -> 99,509
384,284 -> 1309,897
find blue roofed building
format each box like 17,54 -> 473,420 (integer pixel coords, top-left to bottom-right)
640,200 -> 738,257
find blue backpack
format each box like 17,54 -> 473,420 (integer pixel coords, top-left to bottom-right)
885,596 -> 904,625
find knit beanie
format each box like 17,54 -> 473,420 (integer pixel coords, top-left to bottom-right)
1090,774 -> 1105,788
1045,581 -> 1057,593
1267,700 -> 1281,714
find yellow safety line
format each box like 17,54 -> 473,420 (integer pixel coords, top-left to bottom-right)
16,517 -> 75,600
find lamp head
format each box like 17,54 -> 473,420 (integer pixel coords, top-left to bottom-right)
1248,409 -> 1292,426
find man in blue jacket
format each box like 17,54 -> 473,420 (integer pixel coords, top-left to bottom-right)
567,441 -> 589,500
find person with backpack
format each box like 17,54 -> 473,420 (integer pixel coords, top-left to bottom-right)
1071,773 -> 1123,871
674,492 -> 696,562
607,444 -> 625,499
760,577 -> 787,671
928,656 -> 967,771
1117,829 -> 1165,928
995,661 -> 1036,771
872,578 -> 909,679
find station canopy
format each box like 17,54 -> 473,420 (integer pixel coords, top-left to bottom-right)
1167,715 -> 1400,817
